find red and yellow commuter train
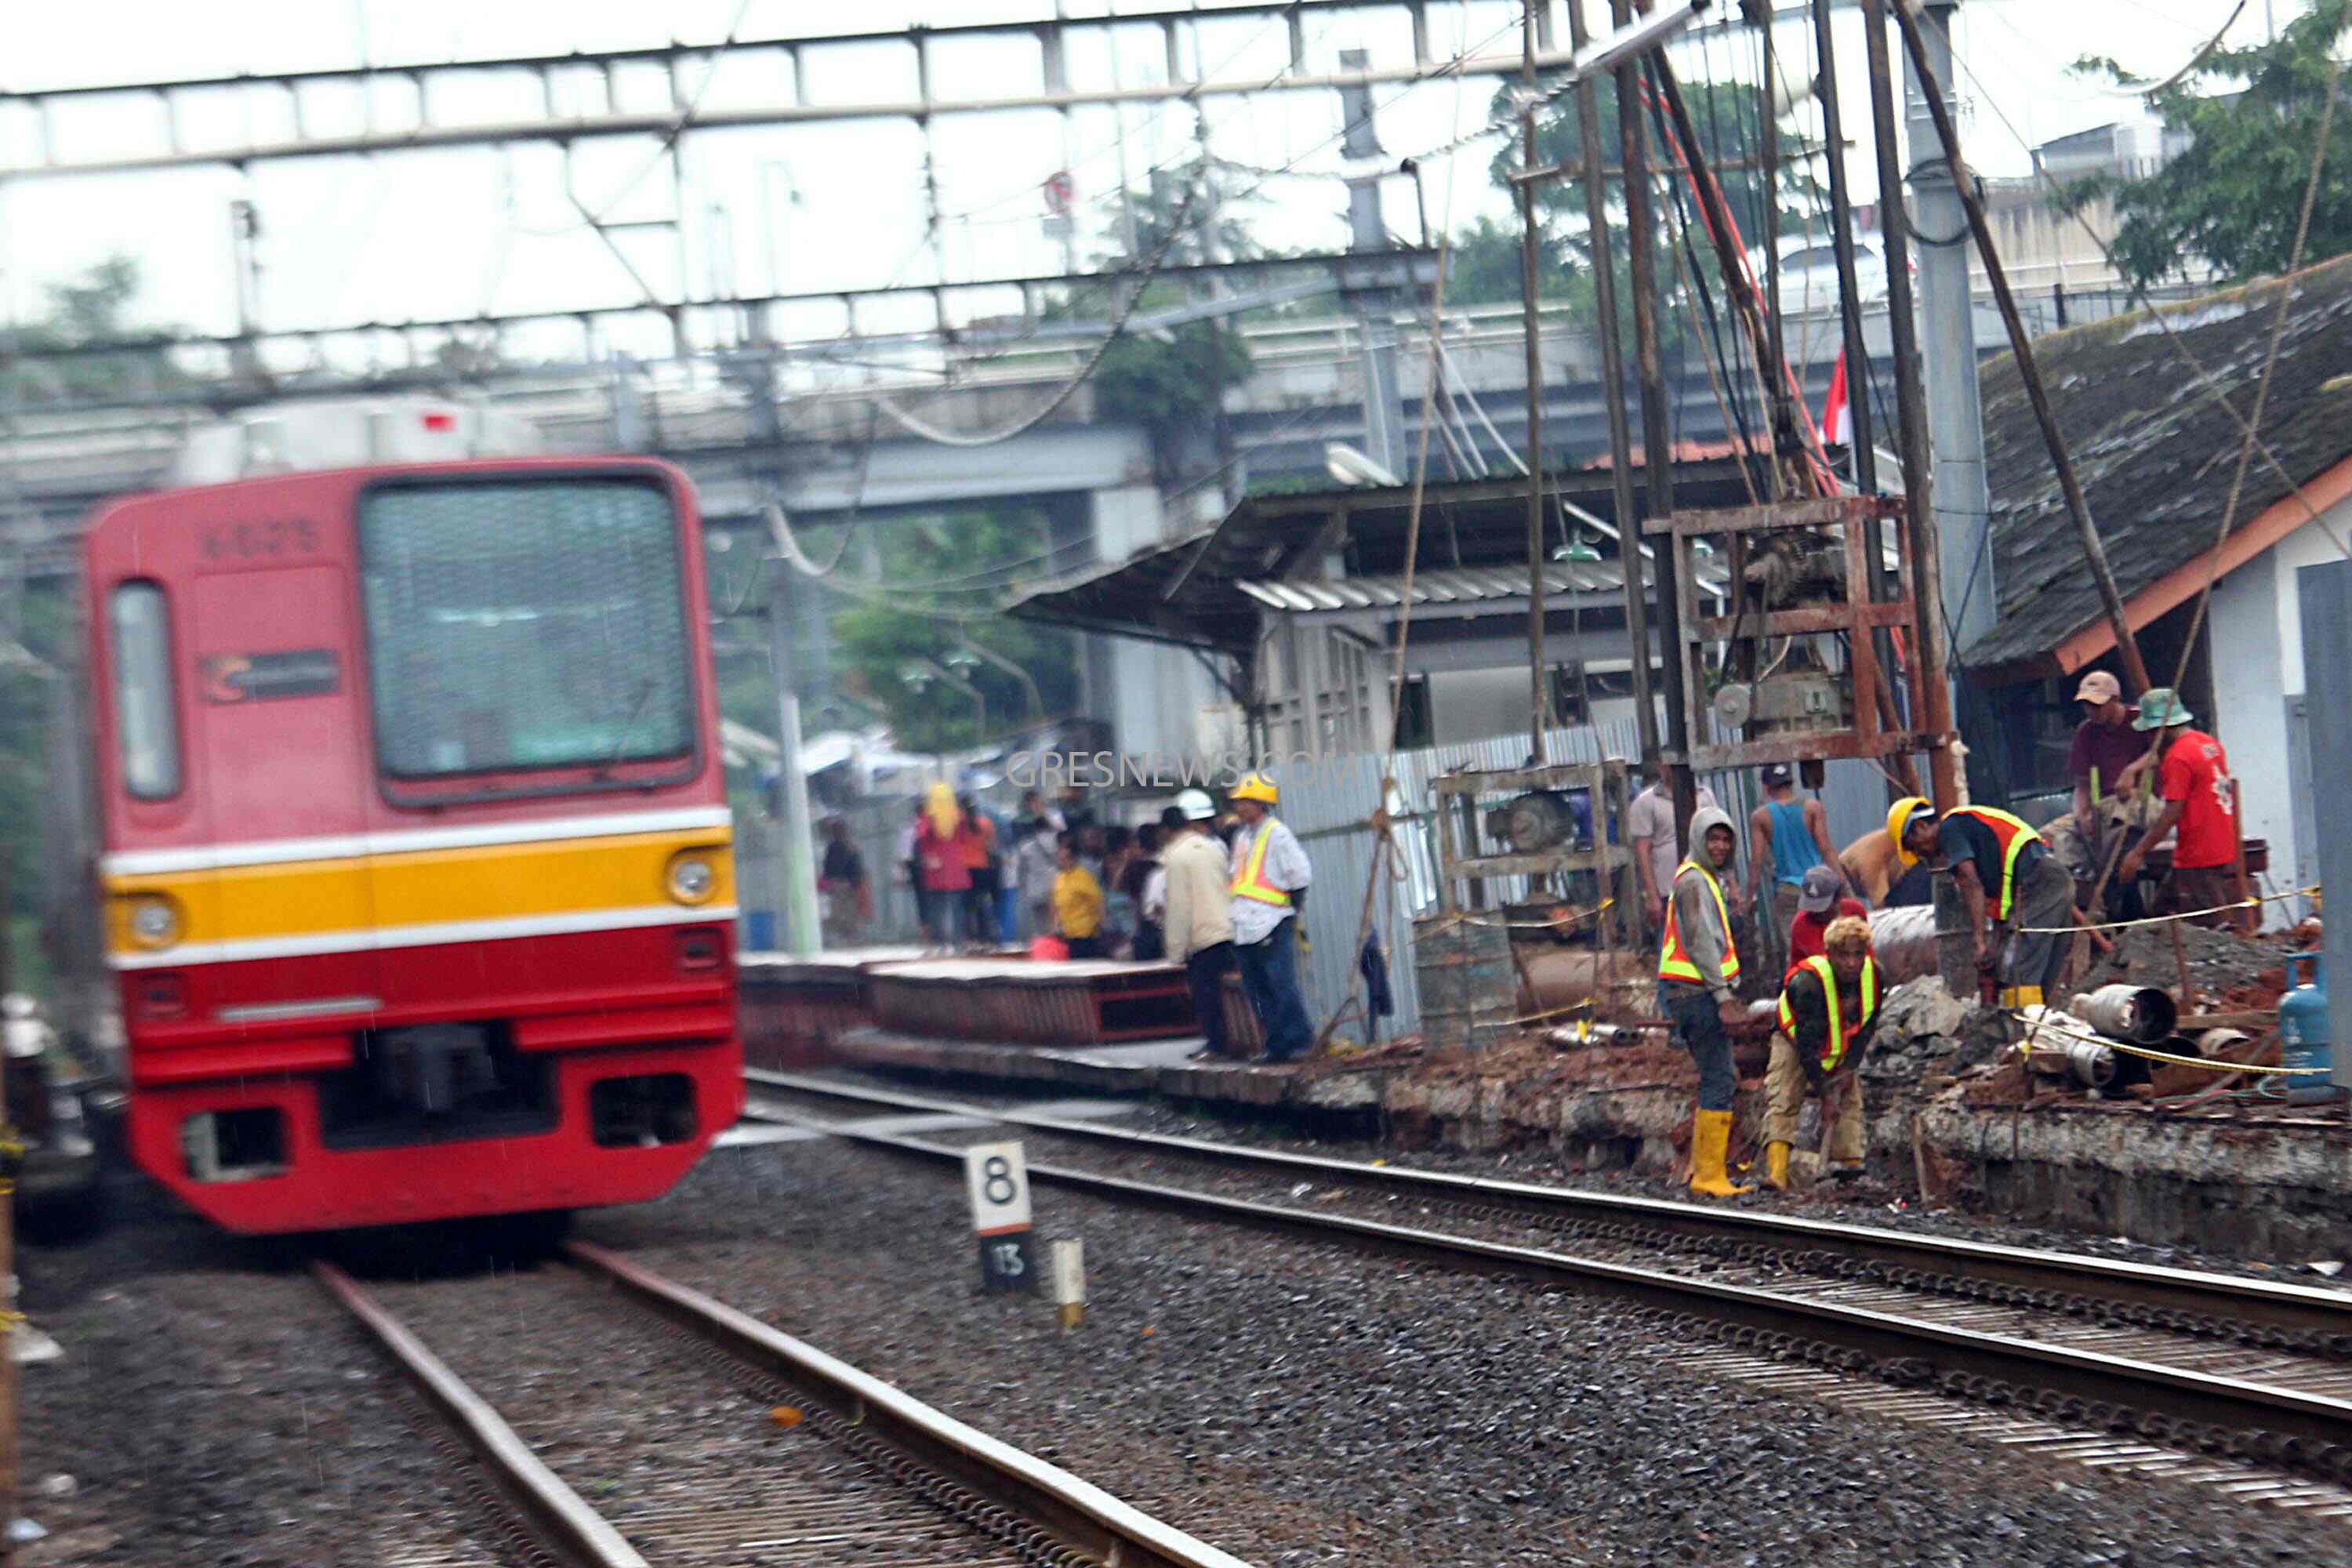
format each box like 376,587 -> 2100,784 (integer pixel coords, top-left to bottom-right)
82,424 -> 742,1232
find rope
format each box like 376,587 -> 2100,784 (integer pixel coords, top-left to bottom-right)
1418,896 -> 1619,935
2012,883 -> 2320,936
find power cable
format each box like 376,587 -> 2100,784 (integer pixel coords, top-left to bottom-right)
1935,11 -> 2352,567
504,0 -> 758,241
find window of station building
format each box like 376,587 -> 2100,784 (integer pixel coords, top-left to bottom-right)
358,478 -> 693,780
109,580 -> 181,799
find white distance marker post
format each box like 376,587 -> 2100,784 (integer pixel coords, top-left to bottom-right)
964,1140 -> 1036,1293
1050,1238 -> 1086,1329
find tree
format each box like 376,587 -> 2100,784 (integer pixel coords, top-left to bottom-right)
2078,2 -> 2352,289
822,504 -> 1081,755
0,253 -> 186,405
1066,161 -> 1257,481
1448,71 -> 1820,335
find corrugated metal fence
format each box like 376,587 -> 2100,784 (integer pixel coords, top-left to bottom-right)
1278,718 -> 1758,1041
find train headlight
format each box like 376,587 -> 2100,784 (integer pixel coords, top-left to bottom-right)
666,854 -> 717,906
127,896 -> 180,949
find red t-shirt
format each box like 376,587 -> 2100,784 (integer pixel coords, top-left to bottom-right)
1787,898 -> 1869,970
2157,727 -> 2236,869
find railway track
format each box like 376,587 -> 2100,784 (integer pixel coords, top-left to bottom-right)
315,1244 -> 1253,1568
744,1069 -> 2352,1502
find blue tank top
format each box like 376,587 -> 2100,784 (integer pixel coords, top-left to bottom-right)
1766,798 -> 1821,887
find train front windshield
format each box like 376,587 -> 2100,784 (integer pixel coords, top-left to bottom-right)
359,477 -> 695,781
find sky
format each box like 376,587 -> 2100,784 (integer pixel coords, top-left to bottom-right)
0,0 -> 2309,364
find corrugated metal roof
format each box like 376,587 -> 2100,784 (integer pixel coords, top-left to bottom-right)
1234,560 -> 1740,615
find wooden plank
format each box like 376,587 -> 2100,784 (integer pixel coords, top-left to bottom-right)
1430,760 -> 1625,797
1644,495 -> 1904,536
1690,600 -> 1913,639
1686,729 -> 1940,770
1442,848 -> 1640,881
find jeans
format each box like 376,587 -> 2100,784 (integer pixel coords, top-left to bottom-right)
1133,920 -> 1166,962
1185,942 -> 1236,1058
1236,921 -> 1314,1062
995,886 -> 1018,943
1663,982 -> 1736,1112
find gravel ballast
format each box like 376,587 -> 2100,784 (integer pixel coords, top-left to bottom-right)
589,1135 -> 2352,1568
13,1200 -> 514,1567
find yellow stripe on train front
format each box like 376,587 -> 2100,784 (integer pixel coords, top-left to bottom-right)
101,828 -> 735,956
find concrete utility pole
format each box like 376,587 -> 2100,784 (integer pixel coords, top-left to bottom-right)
766,554 -> 825,957
1340,49 -> 1410,481
2299,561 -> 2352,1099
1904,3 -> 1994,725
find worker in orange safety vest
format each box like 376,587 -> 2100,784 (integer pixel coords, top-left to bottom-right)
1892,797 -> 2075,1007
1765,917 -> 1881,1190
1657,804 -> 1752,1197
1228,773 -> 1314,1063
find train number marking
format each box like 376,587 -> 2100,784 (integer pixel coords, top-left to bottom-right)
201,519 -> 321,560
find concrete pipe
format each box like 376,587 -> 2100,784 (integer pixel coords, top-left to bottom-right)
2026,1034 -> 2118,1091
1864,906 -> 1945,988
2194,1028 -> 2250,1057
2074,984 -> 2178,1045
1517,948 -> 1653,1018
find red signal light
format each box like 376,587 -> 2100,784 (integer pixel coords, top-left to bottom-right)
420,411 -> 456,432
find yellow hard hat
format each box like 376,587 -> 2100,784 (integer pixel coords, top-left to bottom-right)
1886,796 -> 1933,869
1232,772 -> 1279,806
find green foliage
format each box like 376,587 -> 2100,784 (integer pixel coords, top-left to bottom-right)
0,254 -> 185,404
821,505 -> 1080,755
2088,2 -> 2352,288
0,585 -> 77,991
1450,71 -> 1817,350
1065,162 -> 1258,472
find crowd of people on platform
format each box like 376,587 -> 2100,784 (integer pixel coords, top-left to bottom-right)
812,772 -> 1321,1065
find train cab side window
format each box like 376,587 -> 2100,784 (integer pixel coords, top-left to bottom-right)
110,581 -> 182,800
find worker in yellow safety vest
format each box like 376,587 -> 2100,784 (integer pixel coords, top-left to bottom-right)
1657,804 -> 1752,1197
1891,797 -> 2076,1007
1227,773 -> 1315,1063
1765,916 -> 1880,1189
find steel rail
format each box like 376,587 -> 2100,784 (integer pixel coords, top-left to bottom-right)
763,1104 -> 2352,1462
311,1261 -> 651,1568
747,1069 -> 2352,1347
562,1241 -> 1254,1568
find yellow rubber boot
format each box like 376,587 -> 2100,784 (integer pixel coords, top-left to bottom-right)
1689,1109 -> 1755,1197
1763,1140 -> 1792,1192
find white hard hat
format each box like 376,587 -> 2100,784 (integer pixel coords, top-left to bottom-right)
1175,788 -> 1217,822
0,993 -> 34,1020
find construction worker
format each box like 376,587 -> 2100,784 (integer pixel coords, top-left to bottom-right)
1891,795 -> 2074,1007
1227,773 -> 1314,1064
1765,915 -> 1879,1190
1657,804 -> 1751,1198
1748,760 -> 1849,975
2116,689 -> 2252,932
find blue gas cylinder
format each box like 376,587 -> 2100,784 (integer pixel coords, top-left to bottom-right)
2278,953 -> 2338,1105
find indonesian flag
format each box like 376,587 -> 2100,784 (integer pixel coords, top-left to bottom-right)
1821,347 -> 1853,448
